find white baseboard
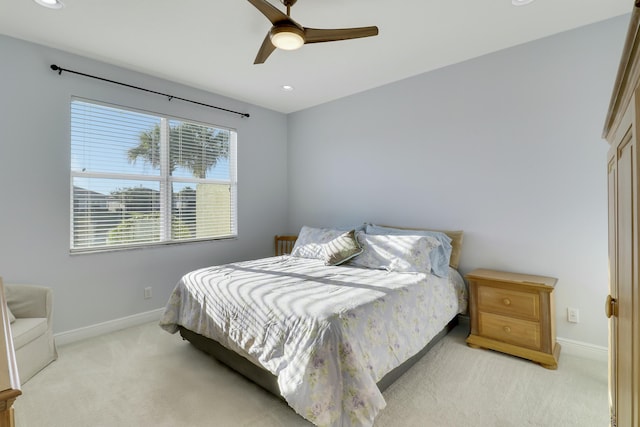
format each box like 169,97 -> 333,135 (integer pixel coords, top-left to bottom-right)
54,308 -> 164,347
52,310 -> 609,363
557,336 -> 608,362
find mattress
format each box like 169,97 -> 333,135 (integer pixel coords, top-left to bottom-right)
160,255 -> 467,427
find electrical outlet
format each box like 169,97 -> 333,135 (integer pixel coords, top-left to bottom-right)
567,307 -> 579,323
144,286 -> 152,299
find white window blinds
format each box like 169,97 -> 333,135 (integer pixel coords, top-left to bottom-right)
70,98 -> 237,251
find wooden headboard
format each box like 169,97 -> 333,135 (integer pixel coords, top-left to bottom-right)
274,235 -> 297,256
442,230 -> 464,270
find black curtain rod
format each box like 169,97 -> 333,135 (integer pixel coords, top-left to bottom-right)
50,64 -> 250,118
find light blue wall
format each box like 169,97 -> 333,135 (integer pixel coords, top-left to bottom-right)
0,14 -> 628,347
0,35 -> 289,333
287,15 -> 628,346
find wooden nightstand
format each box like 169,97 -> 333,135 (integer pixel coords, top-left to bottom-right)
465,268 -> 560,369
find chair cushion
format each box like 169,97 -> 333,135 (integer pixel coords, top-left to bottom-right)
11,317 -> 47,350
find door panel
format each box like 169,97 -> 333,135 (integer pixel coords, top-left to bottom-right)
608,155 -> 617,426
616,133 -> 634,427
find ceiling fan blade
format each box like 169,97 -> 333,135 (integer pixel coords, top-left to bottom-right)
247,0 -> 288,24
303,26 -> 379,44
254,32 -> 277,64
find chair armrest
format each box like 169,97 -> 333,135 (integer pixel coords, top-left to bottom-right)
4,284 -> 52,321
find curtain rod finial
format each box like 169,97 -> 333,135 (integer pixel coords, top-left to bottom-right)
50,64 -> 62,75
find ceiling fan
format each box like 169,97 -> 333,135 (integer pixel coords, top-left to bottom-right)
247,0 -> 379,64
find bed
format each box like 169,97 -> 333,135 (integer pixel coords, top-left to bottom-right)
160,225 -> 467,427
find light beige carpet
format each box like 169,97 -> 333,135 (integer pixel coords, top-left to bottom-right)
15,321 -> 608,427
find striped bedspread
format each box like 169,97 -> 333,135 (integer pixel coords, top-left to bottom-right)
160,256 -> 467,427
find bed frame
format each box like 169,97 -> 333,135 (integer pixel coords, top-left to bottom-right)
180,227 -> 464,399
179,317 -> 458,398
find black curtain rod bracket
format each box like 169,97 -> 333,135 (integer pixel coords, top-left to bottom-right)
50,64 -> 250,118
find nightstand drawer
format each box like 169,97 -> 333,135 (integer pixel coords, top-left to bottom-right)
479,312 -> 541,350
477,285 -> 540,321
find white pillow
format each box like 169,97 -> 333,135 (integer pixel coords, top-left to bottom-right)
349,231 -> 440,273
290,226 -> 347,260
365,224 -> 453,278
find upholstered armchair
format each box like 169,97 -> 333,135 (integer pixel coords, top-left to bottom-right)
4,284 -> 57,385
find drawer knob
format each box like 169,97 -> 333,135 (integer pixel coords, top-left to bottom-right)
503,326 -> 512,333
503,298 -> 511,306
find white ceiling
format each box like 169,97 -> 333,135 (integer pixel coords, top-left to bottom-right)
0,0 -> 631,113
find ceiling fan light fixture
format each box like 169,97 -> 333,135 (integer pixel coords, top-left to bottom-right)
270,26 -> 305,50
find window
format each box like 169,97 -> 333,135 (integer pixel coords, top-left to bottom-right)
70,98 -> 237,252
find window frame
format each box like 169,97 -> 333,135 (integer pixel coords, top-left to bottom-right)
69,97 -> 238,254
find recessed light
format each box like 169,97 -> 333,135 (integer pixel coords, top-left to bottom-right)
34,0 -> 64,9
282,85 -> 294,92
511,0 -> 535,6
